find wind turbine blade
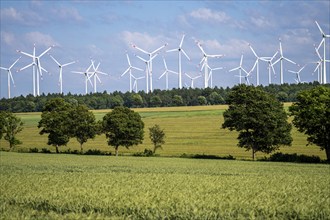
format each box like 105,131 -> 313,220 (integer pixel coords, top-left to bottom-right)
271,63 -> 276,75
62,61 -> 76,67
19,63 -> 33,71
272,58 -> 281,66
239,54 -> 244,66
71,71 -> 84,74
9,57 -> 21,69
181,49 -> 190,60
17,50 -> 33,58
166,48 -> 178,53
185,73 -> 192,79
152,43 -> 167,54
136,55 -> 147,63
96,74 -> 102,83
39,46 -> 53,58
284,57 -> 296,65
121,67 -> 130,77
0,67 -> 6,70
288,70 -> 296,74
132,44 -> 149,54
159,71 -> 167,79
271,51 -> 278,60
132,66 -> 143,71
163,58 -> 168,69
317,39 -> 325,51
315,21 -> 325,36
168,70 -> 178,75
126,53 -> 131,65
49,54 -> 61,66
9,71 -> 15,85
96,70 -> 107,75
196,41 -> 206,55
229,67 -> 239,72
249,44 -> 258,58
179,34 -> 186,48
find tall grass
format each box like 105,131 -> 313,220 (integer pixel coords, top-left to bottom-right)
0,105 -> 325,159
0,152 -> 329,219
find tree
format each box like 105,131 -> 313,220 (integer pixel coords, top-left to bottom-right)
289,86 -> 330,161
149,124 -> 165,154
222,85 -> 292,160
69,104 -> 99,154
102,106 -> 144,156
38,98 -> 73,153
197,96 -> 207,105
173,95 -> 184,106
0,111 -> 24,150
150,95 -> 162,107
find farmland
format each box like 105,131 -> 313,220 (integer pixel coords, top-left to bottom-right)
0,104 -> 325,159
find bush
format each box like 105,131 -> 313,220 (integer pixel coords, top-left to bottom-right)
29,148 -> 39,153
267,152 -> 321,163
41,148 -> 51,153
61,149 -> 79,154
133,149 -> 154,157
180,154 -> 235,160
84,149 -> 111,156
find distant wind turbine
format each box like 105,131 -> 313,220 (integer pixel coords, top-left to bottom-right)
121,52 -> 143,93
71,62 -> 94,94
185,73 -> 201,89
159,57 -> 178,90
90,60 -> 108,93
0,56 -> 21,98
132,75 -> 145,93
288,64 -> 306,84
315,21 -> 330,84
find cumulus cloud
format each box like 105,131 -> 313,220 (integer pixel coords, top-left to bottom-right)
120,31 -> 169,51
51,7 -> 83,22
24,32 -> 59,47
250,16 -> 272,29
190,8 -> 230,23
1,7 -> 45,26
1,31 -> 16,46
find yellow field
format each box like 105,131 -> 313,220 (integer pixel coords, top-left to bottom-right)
0,104 -> 325,160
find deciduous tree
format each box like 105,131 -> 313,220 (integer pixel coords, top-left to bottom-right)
0,111 -> 24,150
289,86 -> 330,161
102,106 -> 144,156
222,85 -> 292,160
149,124 -> 165,153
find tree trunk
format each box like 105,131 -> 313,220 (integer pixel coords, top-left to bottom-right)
56,145 -> 59,153
325,146 -> 330,162
252,149 -> 255,161
115,146 -> 119,156
80,144 -> 83,155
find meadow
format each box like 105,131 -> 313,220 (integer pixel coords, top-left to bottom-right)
0,104 -> 325,160
1,152 -> 329,219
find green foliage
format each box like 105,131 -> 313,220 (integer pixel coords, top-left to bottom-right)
149,124 -> 165,153
0,111 -> 24,150
208,91 -> 225,105
173,95 -> 184,106
1,152 -> 329,219
197,96 -> 207,105
222,85 -> 292,160
289,86 -> 330,161
69,104 -> 99,153
266,152 -> 322,163
102,106 -> 144,156
38,98 -> 73,153
150,95 -> 162,107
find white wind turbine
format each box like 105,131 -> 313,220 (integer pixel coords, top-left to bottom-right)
249,43 -> 269,86
131,43 -> 167,93
71,62 -> 94,94
89,60 -> 108,93
185,73 -> 201,89
159,57 -> 178,90
17,44 -> 53,96
288,64 -> 306,84
121,53 -> 143,93
260,51 -> 278,85
48,54 -> 76,94
205,63 -> 223,88
0,57 -> 21,98
166,34 -> 190,89
132,75 -> 145,93
272,38 -> 296,84
196,41 -> 224,88
315,21 -> 330,84
229,53 -> 246,85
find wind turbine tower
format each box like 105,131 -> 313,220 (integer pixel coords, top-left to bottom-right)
166,34 -> 190,89
315,21 -> 330,84
121,53 -> 143,93
0,57 -> 21,98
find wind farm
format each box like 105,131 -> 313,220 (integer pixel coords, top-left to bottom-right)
0,2 -> 329,98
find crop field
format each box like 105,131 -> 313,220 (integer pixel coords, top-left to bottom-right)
0,104 -> 326,159
0,152 -> 329,219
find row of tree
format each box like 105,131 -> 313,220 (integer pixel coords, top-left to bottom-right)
1,85 -> 329,161
1,82 -> 328,113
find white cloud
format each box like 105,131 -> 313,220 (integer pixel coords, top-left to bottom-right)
24,32 -> 59,47
1,31 -> 16,46
52,7 -> 83,22
250,16 -> 272,29
1,7 -> 24,22
190,8 -> 229,23
0,7 -> 44,26
120,31 -> 169,51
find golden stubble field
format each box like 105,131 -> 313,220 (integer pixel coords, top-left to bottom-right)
0,104 -> 325,159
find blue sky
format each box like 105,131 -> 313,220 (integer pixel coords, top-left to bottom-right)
1,0 -> 329,98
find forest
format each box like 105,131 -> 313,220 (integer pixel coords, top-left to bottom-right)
1,82 -> 329,112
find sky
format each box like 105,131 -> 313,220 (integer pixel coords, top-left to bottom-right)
1,0 -> 329,98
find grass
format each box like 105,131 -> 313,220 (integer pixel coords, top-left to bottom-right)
0,152 -> 329,219
0,104 -> 326,160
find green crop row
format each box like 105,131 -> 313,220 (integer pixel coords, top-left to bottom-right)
1,152 -> 329,219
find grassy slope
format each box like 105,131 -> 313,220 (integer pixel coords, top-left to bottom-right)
0,104 -> 325,159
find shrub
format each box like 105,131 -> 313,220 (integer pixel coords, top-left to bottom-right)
180,154 -> 235,160
133,149 -> 154,157
29,148 -> 39,153
41,148 -> 51,153
267,152 -> 321,163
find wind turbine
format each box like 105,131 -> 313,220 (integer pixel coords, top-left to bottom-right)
159,57 -> 178,90
121,53 -> 143,93
166,34 -> 190,89
196,40 -> 224,88
315,21 -> 330,84
48,54 -> 76,94
249,43 -> 270,86
229,53 -> 246,85
206,63 -> 223,88
71,62 -> 94,94
288,64 -> 306,84
260,51 -> 278,85
0,56 -> 21,98
272,38 -> 296,84
17,44 -> 53,96
132,75 -> 145,93
185,73 -> 201,89
89,60 -> 108,93
131,43 -> 167,93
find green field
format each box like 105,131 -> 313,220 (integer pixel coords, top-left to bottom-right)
0,104 -> 326,160
0,152 -> 329,219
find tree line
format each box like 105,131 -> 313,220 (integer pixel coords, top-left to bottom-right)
1,84 -> 329,161
1,82 -> 328,113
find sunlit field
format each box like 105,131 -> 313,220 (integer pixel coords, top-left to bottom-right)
1,152 -> 329,219
0,104 -> 325,159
